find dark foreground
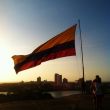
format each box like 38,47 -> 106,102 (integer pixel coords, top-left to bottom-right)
0,94 -> 110,110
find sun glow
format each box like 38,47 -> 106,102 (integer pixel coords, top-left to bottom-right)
0,44 -> 14,82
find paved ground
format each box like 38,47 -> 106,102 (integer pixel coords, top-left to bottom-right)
0,94 -> 109,110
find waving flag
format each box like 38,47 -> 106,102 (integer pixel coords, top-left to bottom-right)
12,24 -> 77,73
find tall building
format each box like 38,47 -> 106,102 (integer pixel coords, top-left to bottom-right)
62,78 -> 68,89
55,73 -> 62,86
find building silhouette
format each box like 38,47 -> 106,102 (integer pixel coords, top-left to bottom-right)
37,76 -> 41,83
63,78 -> 68,84
55,73 -> 62,86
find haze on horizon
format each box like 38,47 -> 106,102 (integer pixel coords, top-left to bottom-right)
0,0 -> 110,83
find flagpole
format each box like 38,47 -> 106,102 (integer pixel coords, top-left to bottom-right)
78,20 -> 85,81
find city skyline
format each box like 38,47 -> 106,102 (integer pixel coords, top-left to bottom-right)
0,0 -> 110,82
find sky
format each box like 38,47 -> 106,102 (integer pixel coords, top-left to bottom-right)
0,0 -> 110,82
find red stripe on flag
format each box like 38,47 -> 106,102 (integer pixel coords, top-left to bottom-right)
16,48 -> 75,73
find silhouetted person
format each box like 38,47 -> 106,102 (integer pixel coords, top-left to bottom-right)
91,75 -> 104,110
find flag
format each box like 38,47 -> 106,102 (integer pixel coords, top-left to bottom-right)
12,24 -> 77,73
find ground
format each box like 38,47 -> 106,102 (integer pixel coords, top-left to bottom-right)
0,94 -> 109,110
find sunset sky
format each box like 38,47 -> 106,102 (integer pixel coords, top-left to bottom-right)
0,0 -> 110,82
